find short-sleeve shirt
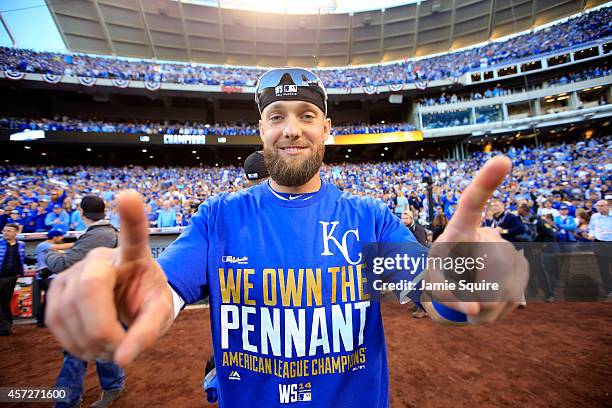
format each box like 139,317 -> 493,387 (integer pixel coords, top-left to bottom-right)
159,181 -> 424,408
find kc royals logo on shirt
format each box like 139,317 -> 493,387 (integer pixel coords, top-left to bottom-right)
319,221 -> 362,265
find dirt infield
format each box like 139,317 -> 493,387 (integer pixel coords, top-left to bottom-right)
1,302 -> 611,408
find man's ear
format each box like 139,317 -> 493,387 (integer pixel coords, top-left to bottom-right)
323,117 -> 332,143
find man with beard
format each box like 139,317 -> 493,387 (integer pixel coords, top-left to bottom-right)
401,210 -> 428,246
46,68 -> 528,407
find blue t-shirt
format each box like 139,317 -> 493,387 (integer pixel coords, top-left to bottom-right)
159,181 -> 423,408
36,241 -> 52,269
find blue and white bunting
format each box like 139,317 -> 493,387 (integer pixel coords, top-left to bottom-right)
415,79 -> 428,90
144,80 -> 161,91
5,69 -> 25,80
389,83 -> 404,92
78,76 -> 97,87
363,85 -> 377,95
43,73 -> 62,84
112,78 -> 130,88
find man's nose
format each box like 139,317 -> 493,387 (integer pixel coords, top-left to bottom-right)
282,115 -> 302,138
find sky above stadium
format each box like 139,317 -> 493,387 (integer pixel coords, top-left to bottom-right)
0,0 -> 419,52
0,0 -> 66,51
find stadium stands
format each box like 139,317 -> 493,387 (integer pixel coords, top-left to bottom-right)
0,118 -> 415,135
419,64 -> 610,107
1,137 -> 610,232
0,6 -> 609,88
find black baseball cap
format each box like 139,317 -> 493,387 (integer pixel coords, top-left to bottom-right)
80,195 -> 106,221
243,151 -> 269,181
255,67 -> 327,116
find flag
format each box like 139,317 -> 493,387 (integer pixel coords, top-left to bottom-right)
144,79 -> 161,91
112,78 -> 130,88
78,76 -> 97,87
43,73 -> 62,84
5,69 -> 25,80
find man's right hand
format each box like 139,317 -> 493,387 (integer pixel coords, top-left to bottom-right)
46,190 -> 175,367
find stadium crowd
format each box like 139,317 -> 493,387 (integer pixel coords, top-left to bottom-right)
546,64 -> 612,86
0,7 -> 609,88
1,137 -> 610,242
0,117 -> 416,135
419,85 -> 510,106
0,117 -> 259,136
418,64 -> 611,107
422,110 -> 472,128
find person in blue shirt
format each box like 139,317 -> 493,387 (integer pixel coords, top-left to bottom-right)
7,211 -> 23,233
45,68 -> 528,408
33,202 -> 50,232
174,212 -> 189,227
70,208 -> 87,232
21,202 -> 42,233
0,208 -> 8,232
48,189 -> 67,212
441,191 -> 457,210
156,201 -> 176,228
45,204 -> 70,232
553,205 -> 577,242
35,229 -> 73,327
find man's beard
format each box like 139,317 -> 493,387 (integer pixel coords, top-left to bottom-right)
263,142 -> 324,187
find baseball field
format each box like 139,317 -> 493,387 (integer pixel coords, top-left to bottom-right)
1,302 -> 610,407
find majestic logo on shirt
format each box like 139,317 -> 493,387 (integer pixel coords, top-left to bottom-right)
319,221 -> 362,265
222,256 -> 249,264
228,371 -> 241,380
279,382 -> 312,404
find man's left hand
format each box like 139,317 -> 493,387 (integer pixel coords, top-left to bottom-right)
424,156 -> 529,324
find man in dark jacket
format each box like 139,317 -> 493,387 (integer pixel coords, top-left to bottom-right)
401,210 -> 428,246
401,210 -> 430,318
517,203 -> 555,303
484,198 -> 526,242
46,196 -> 125,408
0,223 -> 25,335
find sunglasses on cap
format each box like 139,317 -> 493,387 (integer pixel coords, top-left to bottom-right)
255,67 -> 328,115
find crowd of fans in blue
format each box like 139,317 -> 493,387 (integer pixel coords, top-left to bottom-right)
3,61 -> 607,136
0,117 -> 416,135
1,137 -> 610,247
418,64 -> 611,107
0,7 -> 609,88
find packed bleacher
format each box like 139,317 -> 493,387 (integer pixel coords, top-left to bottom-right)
422,110 -> 472,128
546,64 -> 612,86
0,117 -> 259,136
419,85 -> 510,107
0,117 -> 416,135
1,137 -> 610,244
418,63 -> 612,107
0,7 -> 609,88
